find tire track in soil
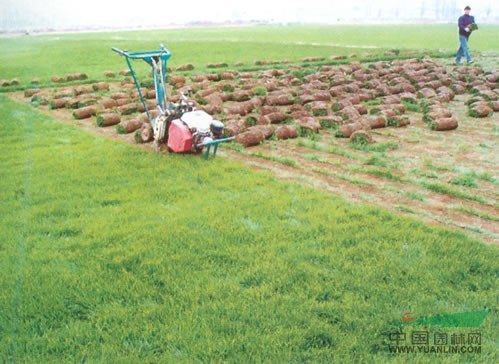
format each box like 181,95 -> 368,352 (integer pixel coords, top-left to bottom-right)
281,137 -> 497,214
223,138 -> 498,244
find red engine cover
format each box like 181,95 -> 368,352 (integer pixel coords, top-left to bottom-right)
167,119 -> 192,152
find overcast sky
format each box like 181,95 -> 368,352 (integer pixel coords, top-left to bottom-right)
1,0 -> 498,31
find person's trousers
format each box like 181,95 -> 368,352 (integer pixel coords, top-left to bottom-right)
456,35 -> 472,63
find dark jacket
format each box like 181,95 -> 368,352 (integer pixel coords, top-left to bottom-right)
458,14 -> 475,38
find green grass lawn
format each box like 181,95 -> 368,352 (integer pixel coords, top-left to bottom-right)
0,95 -> 498,362
1,25 -> 498,362
1,24 -> 498,84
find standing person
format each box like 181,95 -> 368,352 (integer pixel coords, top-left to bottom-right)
456,6 -> 475,64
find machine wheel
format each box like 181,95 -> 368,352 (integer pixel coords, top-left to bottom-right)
152,115 -> 169,144
192,146 -> 203,155
134,130 -> 143,144
141,123 -> 154,143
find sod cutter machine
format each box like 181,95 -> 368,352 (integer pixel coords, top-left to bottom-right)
112,44 -> 233,158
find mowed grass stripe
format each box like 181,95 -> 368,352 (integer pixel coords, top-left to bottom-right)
0,95 -> 498,362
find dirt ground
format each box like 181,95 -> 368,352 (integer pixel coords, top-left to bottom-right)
222,100 -> 498,244
8,58 -> 498,244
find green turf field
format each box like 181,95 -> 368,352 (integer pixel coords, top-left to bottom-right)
0,25 -> 498,363
1,24 -> 498,84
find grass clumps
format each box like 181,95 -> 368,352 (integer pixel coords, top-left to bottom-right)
419,98 -> 431,114
455,205 -> 499,222
420,181 -> 487,204
365,155 -> 389,168
361,168 -> 404,182
245,116 -> 257,127
451,173 -> 478,188
252,86 -> 268,96
291,70 -> 305,79
402,100 -> 421,113
352,141 -> 399,153
250,151 -> 300,168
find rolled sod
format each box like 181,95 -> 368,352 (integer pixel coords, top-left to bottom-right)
73,106 -> 96,120
176,64 -> 195,71
102,99 -> 118,109
31,94 -> 49,105
350,130 -> 373,145
65,98 -> 81,109
430,118 -> 458,131
275,125 -> 298,140
51,76 -> 65,83
365,115 -> 386,129
337,122 -> 365,138
24,89 -> 40,98
115,98 -> 130,107
54,90 -> 75,99
92,82 -> 110,91
74,85 -> 94,95
469,102 -> 493,118
104,71 -> 116,78
266,112 -> 287,124
235,129 -> 265,147
248,125 -> 274,139
425,109 -> 453,123
49,98 -> 69,109
118,103 -> 138,115
110,93 -> 129,100
67,73 -> 88,81
265,93 -> 294,106
96,113 -> 121,127
116,119 -> 142,134
387,115 -> 410,127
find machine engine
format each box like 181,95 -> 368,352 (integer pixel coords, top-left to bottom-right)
167,110 -> 225,153
112,44 -> 232,158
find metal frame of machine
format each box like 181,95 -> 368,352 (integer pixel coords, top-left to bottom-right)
112,45 -> 233,158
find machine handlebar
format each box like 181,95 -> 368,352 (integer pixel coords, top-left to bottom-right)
111,46 -> 171,60
111,47 -> 128,57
